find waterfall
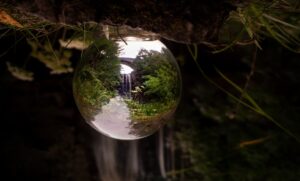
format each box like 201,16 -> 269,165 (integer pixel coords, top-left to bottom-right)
122,73 -> 132,98
93,135 -> 139,181
120,64 -> 133,98
158,128 -> 166,178
121,74 -> 125,94
91,127 -> 177,180
127,74 -> 132,98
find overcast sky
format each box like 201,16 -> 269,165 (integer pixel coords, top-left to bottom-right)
117,37 -> 166,58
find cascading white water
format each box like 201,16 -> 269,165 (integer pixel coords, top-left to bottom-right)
158,128 -> 167,178
93,135 -> 139,181
120,64 -> 133,98
126,73 -> 132,98
121,74 -> 125,94
91,127 -> 179,181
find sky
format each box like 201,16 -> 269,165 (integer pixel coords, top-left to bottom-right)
117,36 -> 166,58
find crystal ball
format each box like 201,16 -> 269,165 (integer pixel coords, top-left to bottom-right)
73,35 -> 181,140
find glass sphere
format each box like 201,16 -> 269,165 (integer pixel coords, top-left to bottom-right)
73,34 -> 181,140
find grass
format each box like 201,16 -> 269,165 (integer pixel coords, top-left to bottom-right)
185,0 -> 300,142
211,0 -> 300,53
125,99 -> 177,122
187,43 -> 300,143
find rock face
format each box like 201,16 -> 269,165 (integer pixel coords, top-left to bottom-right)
1,0 -> 251,43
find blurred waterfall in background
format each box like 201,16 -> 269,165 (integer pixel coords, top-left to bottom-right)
92,128 -> 178,181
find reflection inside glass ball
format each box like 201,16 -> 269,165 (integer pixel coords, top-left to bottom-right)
73,33 -> 181,140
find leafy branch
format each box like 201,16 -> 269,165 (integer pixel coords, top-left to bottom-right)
187,44 -> 300,143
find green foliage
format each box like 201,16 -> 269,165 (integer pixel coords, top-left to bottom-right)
28,39 -> 73,74
126,99 -> 176,121
75,66 -> 114,106
73,37 -> 120,108
81,37 -> 121,90
124,48 -> 180,122
215,0 -> 300,53
134,48 -> 180,102
248,1 -> 300,53
143,63 -> 178,101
